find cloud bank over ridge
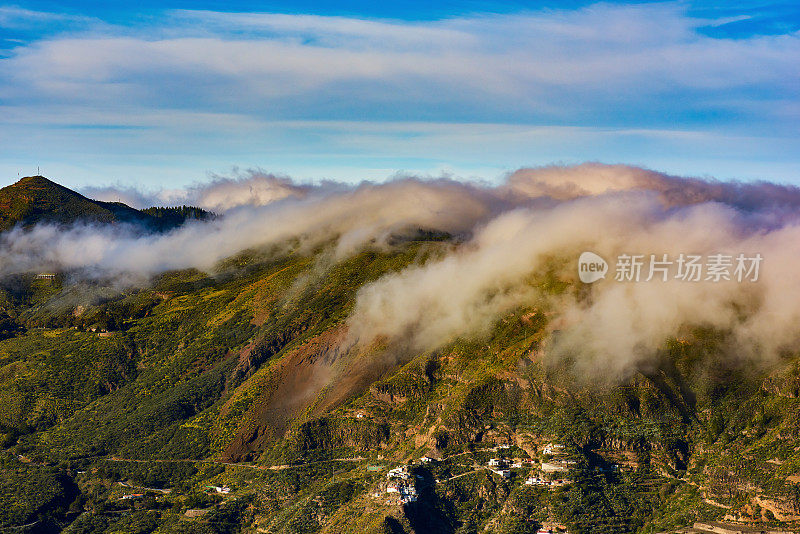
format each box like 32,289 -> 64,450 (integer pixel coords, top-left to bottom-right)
4,163 -> 800,376
81,171 -> 318,211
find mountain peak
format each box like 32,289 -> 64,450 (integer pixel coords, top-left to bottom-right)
17,174 -> 61,188
0,175 -> 149,232
5,174 -> 85,196
19,174 -> 53,182
0,175 -> 212,233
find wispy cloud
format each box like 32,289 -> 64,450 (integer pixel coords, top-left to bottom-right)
0,6 -> 93,27
81,169 -> 322,210
3,4 -> 798,118
0,2 -> 797,186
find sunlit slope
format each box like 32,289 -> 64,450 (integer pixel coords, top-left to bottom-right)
0,175 -> 152,231
0,240 -> 799,533
0,175 -> 211,232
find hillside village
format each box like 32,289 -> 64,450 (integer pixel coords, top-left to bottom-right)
374,442 -> 575,507
68,437 -> 796,534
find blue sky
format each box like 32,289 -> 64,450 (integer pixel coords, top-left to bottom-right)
0,1 -> 799,191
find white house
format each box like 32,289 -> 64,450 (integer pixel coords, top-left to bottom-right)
386,481 -> 418,504
525,476 -> 548,486
400,485 -> 418,504
387,466 -> 411,480
543,444 -> 564,455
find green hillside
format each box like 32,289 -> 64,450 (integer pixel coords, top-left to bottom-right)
0,236 -> 798,534
0,176 -> 210,232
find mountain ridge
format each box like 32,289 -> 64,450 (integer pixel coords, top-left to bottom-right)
0,175 -> 210,232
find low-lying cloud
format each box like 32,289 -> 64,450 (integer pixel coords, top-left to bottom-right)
81,170 -> 318,211
2,174 -> 497,276
5,162 -> 800,377
348,190 -> 800,378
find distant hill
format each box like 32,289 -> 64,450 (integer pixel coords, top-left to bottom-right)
0,175 -> 211,232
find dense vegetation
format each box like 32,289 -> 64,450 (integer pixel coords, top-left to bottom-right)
140,206 -> 215,227
1,182 -> 799,533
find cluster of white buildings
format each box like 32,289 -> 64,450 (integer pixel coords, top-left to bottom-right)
386,480 -> 418,503
487,458 -> 512,478
385,465 -> 418,503
378,443 -> 578,504
542,443 -> 564,455
525,476 -> 548,486
525,476 -> 568,488
387,466 -> 411,480
520,443 -> 574,488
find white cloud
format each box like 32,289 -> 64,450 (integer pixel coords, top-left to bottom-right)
1,3 -> 797,120
83,170 -> 317,211
0,6 -> 96,29
169,10 -> 475,50
6,163 -> 800,379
